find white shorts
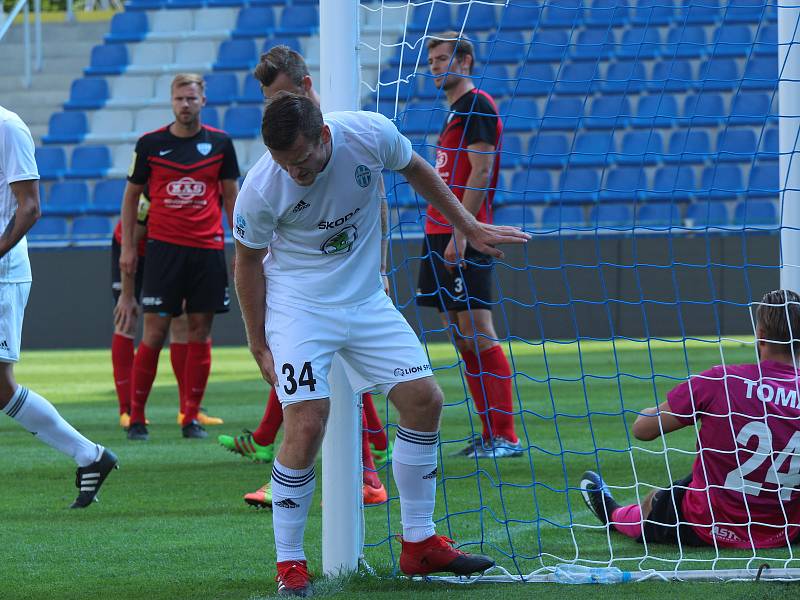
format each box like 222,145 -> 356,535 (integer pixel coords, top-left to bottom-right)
266,291 -> 432,405
0,282 -> 31,363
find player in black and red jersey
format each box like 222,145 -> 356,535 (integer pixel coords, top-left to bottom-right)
118,73 -> 240,441
416,32 -> 521,458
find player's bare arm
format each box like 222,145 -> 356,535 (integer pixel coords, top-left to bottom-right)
399,152 -> 530,259
119,181 -> 145,276
113,222 -> 146,335
0,179 -> 40,259
632,399 -> 687,441
234,240 -> 275,384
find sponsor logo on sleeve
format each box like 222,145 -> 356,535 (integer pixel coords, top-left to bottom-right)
234,214 -> 247,238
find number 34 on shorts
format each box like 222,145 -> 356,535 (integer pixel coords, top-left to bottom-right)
281,361 -> 317,396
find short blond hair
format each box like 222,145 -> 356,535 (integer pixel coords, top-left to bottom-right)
171,73 -> 205,95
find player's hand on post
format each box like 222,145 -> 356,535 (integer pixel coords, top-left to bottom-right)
113,294 -> 140,335
119,246 -> 138,276
460,222 -> 530,261
444,233 -> 468,272
382,273 -> 390,296
252,345 -> 277,386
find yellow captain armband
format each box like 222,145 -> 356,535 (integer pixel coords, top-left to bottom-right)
137,193 -> 151,226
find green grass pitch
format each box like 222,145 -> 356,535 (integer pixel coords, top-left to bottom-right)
0,340 -> 796,599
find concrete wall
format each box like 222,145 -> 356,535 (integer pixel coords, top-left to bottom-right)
22,232 -> 780,350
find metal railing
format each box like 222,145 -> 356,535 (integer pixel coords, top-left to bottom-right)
0,0 -> 42,88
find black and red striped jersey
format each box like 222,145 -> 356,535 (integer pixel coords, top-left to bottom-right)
128,124 -> 239,250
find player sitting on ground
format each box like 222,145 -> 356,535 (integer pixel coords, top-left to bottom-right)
582,289 -> 800,549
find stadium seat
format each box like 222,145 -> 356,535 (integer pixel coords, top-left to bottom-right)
388,36 -> 426,68
734,200 -> 777,227
529,30 -> 569,62
396,209 -> 424,235
589,203 -> 633,228
570,131 -> 616,167
408,2 -> 452,32
475,65 -> 511,98
759,128 -> 779,162
585,95 -> 632,129
559,167 -> 600,203
717,129 -> 759,163
638,203 -> 682,228
699,165 -> 744,200
585,0 -> 629,27
600,167 -> 647,202
262,36 -> 303,55
540,0 -> 583,28
683,0 -> 721,24
201,106 -> 220,129
85,44 -> 128,76
664,130 -> 711,164
686,201 -> 729,228
35,147 -> 67,180
540,204 -> 585,230
416,75 -> 441,100
277,5 -> 318,35
213,39 -> 257,71
233,7 -> 275,38
498,2 -> 541,31
616,130 -> 664,165
66,145 -> 111,179
647,59 -> 694,92
223,106 -> 262,139
71,216 -> 112,243
664,25 -> 706,58
204,73 -> 239,106
742,56 -> 778,90
91,179 -> 126,215
747,162 -> 779,198
725,0 -> 770,22
755,24 -> 778,55
28,215 -> 69,244
238,76 -> 264,104
601,61 -> 647,94
500,98 -> 539,133
696,58 -> 740,91
619,26 -> 662,60
401,103 -> 446,136
43,111 -> 87,144
632,0 -> 675,25
124,0 -> 165,10
493,205 -> 535,226
730,92 -> 774,125
515,63 -> 556,96
572,29 -> 615,61
105,11 -> 148,42
45,181 -> 90,216
166,0 -> 204,8
528,134 -> 570,168
457,3 -> 498,31
650,166 -> 696,202
683,93 -> 726,126
710,24 -> 753,57
64,78 -> 109,110
555,62 -> 598,95
541,97 -> 584,130
510,170 -> 555,204
632,95 -> 679,128
499,135 -> 523,169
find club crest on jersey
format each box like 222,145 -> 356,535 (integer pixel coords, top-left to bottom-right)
196,142 -> 212,156
320,225 -> 357,255
354,164 -> 371,188
167,177 -> 206,200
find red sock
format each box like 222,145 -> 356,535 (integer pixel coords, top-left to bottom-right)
182,340 -> 211,426
111,334 -> 134,415
252,387 -> 284,446
362,409 -> 381,489
460,350 -> 492,440
477,345 -> 517,443
362,392 -> 388,451
611,504 -> 644,539
169,342 -> 189,415
130,343 -> 161,424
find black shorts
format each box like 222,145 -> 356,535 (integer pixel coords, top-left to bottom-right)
140,239 -> 230,316
111,238 -> 144,303
640,475 -> 707,546
415,233 -> 494,313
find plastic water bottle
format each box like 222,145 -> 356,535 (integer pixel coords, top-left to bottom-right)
553,564 -> 631,584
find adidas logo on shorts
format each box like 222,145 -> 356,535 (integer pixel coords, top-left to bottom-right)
0,340 -> 9,351
292,200 -> 310,214
423,468 -> 438,480
275,498 -> 300,509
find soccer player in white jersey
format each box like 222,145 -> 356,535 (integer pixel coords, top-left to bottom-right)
233,92 -> 530,595
0,105 -> 117,508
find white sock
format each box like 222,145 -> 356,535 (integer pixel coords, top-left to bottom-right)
4,386 -> 102,467
392,427 -> 439,542
271,459 -> 315,563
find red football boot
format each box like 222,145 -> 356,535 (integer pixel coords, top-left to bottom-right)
399,534 -> 495,576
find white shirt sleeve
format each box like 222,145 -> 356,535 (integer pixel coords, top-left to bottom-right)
1,118 -> 39,183
232,180 -> 276,249
367,112 -> 413,171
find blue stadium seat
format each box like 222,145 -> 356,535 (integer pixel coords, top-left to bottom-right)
540,204 -> 585,230
262,36 -> 303,55
665,130 -> 711,164
85,44 -> 128,76
554,62 -> 598,95
619,26 -> 662,59
601,61 -> 647,94
755,24 -> 778,55
572,28 -> 615,61
475,65 -> 510,98
742,57 -> 778,90
500,98 -> 539,133
166,0 -> 204,8
686,202 -> 729,227
585,95 -> 632,129
632,95 -> 679,128
729,92 -> 774,125
638,203 -> 682,228
590,203 -> 633,228
570,131 -> 616,167
541,97 -> 584,130
717,129 -> 758,162
699,165 -> 744,200
223,107 -> 261,138
683,0 -> 721,24
632,0 -> 675,25
64,78 -> 109,110
28,216 -> 68,242
647,59 -> 694,92
696,58 -> 740,91
650,166 -> 696,202
204,73 -> 239,106
124,0 -> 164,10
238,76 -> 264,104
413,75 -> 441,101
387,182 -> 415,208
515,63 -> 556,96
540,0 -> 583,28
233,7 -> 275,38
213,40 -> 257,71
747,162 -> 779,198
665,25 -> 706,58
529,30 -> 569,62
585,0 -> 629,27
499,135 -> 522,169
457,3 -> 498,31
510,170 -> 555,204
600,167 -> 647,201
277,5 -> 318,35
42,111 -> 87,144
401,103 -> 446,135
559,167 -> 600,203
616,130 -> 664,165
683,93 -> 725,126
498,2 -> 541,31
760,128 -> 779,162
201,106 -> 220,129
91,179 -> 126,215
409,2 -> 452,32
725,0 -> 769,23
493,205 -> 535,226
105,11 -> 148,42
396,209 -> 424,235
35,147 -> 66,180
480,32 -> 528,64
734,200 -> 777,227
67,145 -> 111,179
45,181 -> 90,216
378,67 -> 416,103
528,134 -> 570,168
71,216 -> 112,242
711,24 -> 753,57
